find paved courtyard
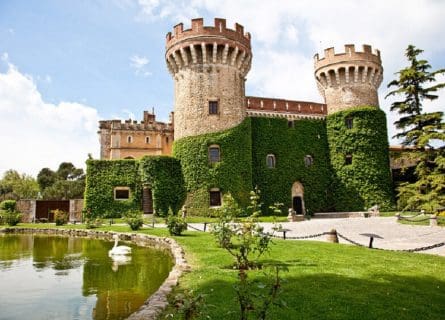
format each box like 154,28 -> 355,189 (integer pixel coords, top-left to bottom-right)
187,216 -> 445,257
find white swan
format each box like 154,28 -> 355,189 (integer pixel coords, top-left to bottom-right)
108,234 -> 132,255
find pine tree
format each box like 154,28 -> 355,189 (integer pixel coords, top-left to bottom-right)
386,45 -> 445,212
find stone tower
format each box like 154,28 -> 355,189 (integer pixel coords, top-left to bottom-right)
165,18 -> 252,140
314,44 -> 383,114
314,44 -> 394,211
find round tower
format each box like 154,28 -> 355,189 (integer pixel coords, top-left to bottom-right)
165,18 -> 252,140
314,44 -> 394,211
314,44 -> 383,114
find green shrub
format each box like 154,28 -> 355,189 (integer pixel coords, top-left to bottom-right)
53,209 -> 68,226
0,200 -> 17,212
2,211 -> 21,226
166,214 -> 187,236
85,218 -> 102,229
124,209 -> 144,230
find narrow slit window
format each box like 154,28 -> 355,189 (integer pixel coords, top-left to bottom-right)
345,154 -> 353,165
209,101 -> 218,114
345,117 -> 353,129
209,189 -> 222,207
266,154 -> 276,168
209,145 -> 221,163
145,136 -> 150,144
127,136 -> 133,143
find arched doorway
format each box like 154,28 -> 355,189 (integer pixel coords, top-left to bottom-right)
291,182 -> 305,215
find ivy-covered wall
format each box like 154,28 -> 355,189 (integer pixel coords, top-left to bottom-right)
84,159 -> 141,218
139,156 -> 186,216
326,106 -> 395,211
84,157 -> 186,218
173,119 -> 253,216
251,117 -> 334,214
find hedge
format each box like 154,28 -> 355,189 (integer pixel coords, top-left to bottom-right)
326,106 -> 395,211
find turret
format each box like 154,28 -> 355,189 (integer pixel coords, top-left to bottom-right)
314,44 -> 383,114
166,18 -> 252,139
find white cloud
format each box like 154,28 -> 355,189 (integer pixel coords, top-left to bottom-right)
130,54 -> 152,77
128,0 -> 445,144
0,55 -> 100,177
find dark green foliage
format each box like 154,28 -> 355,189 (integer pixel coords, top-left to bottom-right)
385,45 -> 445,212
386,45 -> 444,147
0,200 -> 17,212
84,159 -> 141,218
251,118 -> 333,214
166,214 -> 187,235
38,163 -> 85,200
139,156 -> 186,216
37,168 -> 58,191
123,209 -> 144,230
327,106 -> 394,211
173,119 -> 253,216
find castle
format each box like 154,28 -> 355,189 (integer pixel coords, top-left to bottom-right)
88,18 -> 393,217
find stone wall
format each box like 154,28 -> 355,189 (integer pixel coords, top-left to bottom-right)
16,200 -> 36,222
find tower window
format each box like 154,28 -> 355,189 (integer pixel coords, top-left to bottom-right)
266,154 -> 276,168
127,136 -> 133,143
345,117 -> 353,129
345,154 -> 353,165
114,187 -> 130,200
304,155 -> 314,167
166,136 -> 169,144
288,121 -> 294,128
208,145 -> 221,163
209,188 -> 222,207
145,136 -> 150,144
209,101 -> 219,114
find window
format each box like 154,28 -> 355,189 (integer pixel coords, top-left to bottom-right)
209,100 -> 218,114
209,189 -> 222,207
304,155 -> 314,167
166,136 -> 169,144
124,156 -> 134,159
114,187 -> 130,200
266,154 -> 276,168
288,121 -> 294,128
145,136 -> 150,144
127,136 -> 133,143
345,154 -> 353,165
345,117 -> 353,129
208,145 -> 221,163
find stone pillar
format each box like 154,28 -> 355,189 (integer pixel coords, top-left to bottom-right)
326,229 -> 339,243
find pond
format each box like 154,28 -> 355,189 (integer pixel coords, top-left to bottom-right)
0,234 -> 174,320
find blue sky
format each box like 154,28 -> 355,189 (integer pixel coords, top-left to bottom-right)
1,0 -> 445,176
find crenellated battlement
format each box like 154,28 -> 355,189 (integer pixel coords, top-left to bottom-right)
314,44 -> 381,70
166,18 -> 251,51
165,18 -> 252,77
313,44 -> 383,114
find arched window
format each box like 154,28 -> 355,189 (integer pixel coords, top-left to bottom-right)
166,136 -> 169,144
345,154 -> 353,165
208,145 -> 221,163
127,136 -> 133,143
145,136 -> 150,144
209,188 -> 222,207
304,155 -> 314,167
124,156 -> 134,159
266,154 -> 276,168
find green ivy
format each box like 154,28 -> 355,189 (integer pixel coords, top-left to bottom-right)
84,159 -> 141,218
173,119 -> 253,216
326,106 -> 395,211
84,157 -> 186,218
251,117 -> 334,214
139,156 -> 186,216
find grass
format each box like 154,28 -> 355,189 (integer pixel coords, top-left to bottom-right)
2,223 -> 445,319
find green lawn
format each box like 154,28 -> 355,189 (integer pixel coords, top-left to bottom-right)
3,224 -> 445,319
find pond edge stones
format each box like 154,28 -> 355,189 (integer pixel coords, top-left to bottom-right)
0,228 -> 190,320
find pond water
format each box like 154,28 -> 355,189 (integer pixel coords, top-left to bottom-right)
0,234 -> 174,320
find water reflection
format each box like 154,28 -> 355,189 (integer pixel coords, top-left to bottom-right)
0,234 -> 173,320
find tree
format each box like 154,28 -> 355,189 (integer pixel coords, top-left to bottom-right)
0,170 -> 39,200
386,45 -> 445,212
37,168 -> 58,191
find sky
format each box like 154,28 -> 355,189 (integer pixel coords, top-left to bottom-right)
1,0 -> 444,177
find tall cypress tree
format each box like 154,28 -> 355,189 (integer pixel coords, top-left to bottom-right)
386,45 -> 445,212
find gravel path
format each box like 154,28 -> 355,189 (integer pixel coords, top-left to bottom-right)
187,217 -> 445,257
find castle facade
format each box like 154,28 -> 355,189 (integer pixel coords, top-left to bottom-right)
88,18 -> 393,217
